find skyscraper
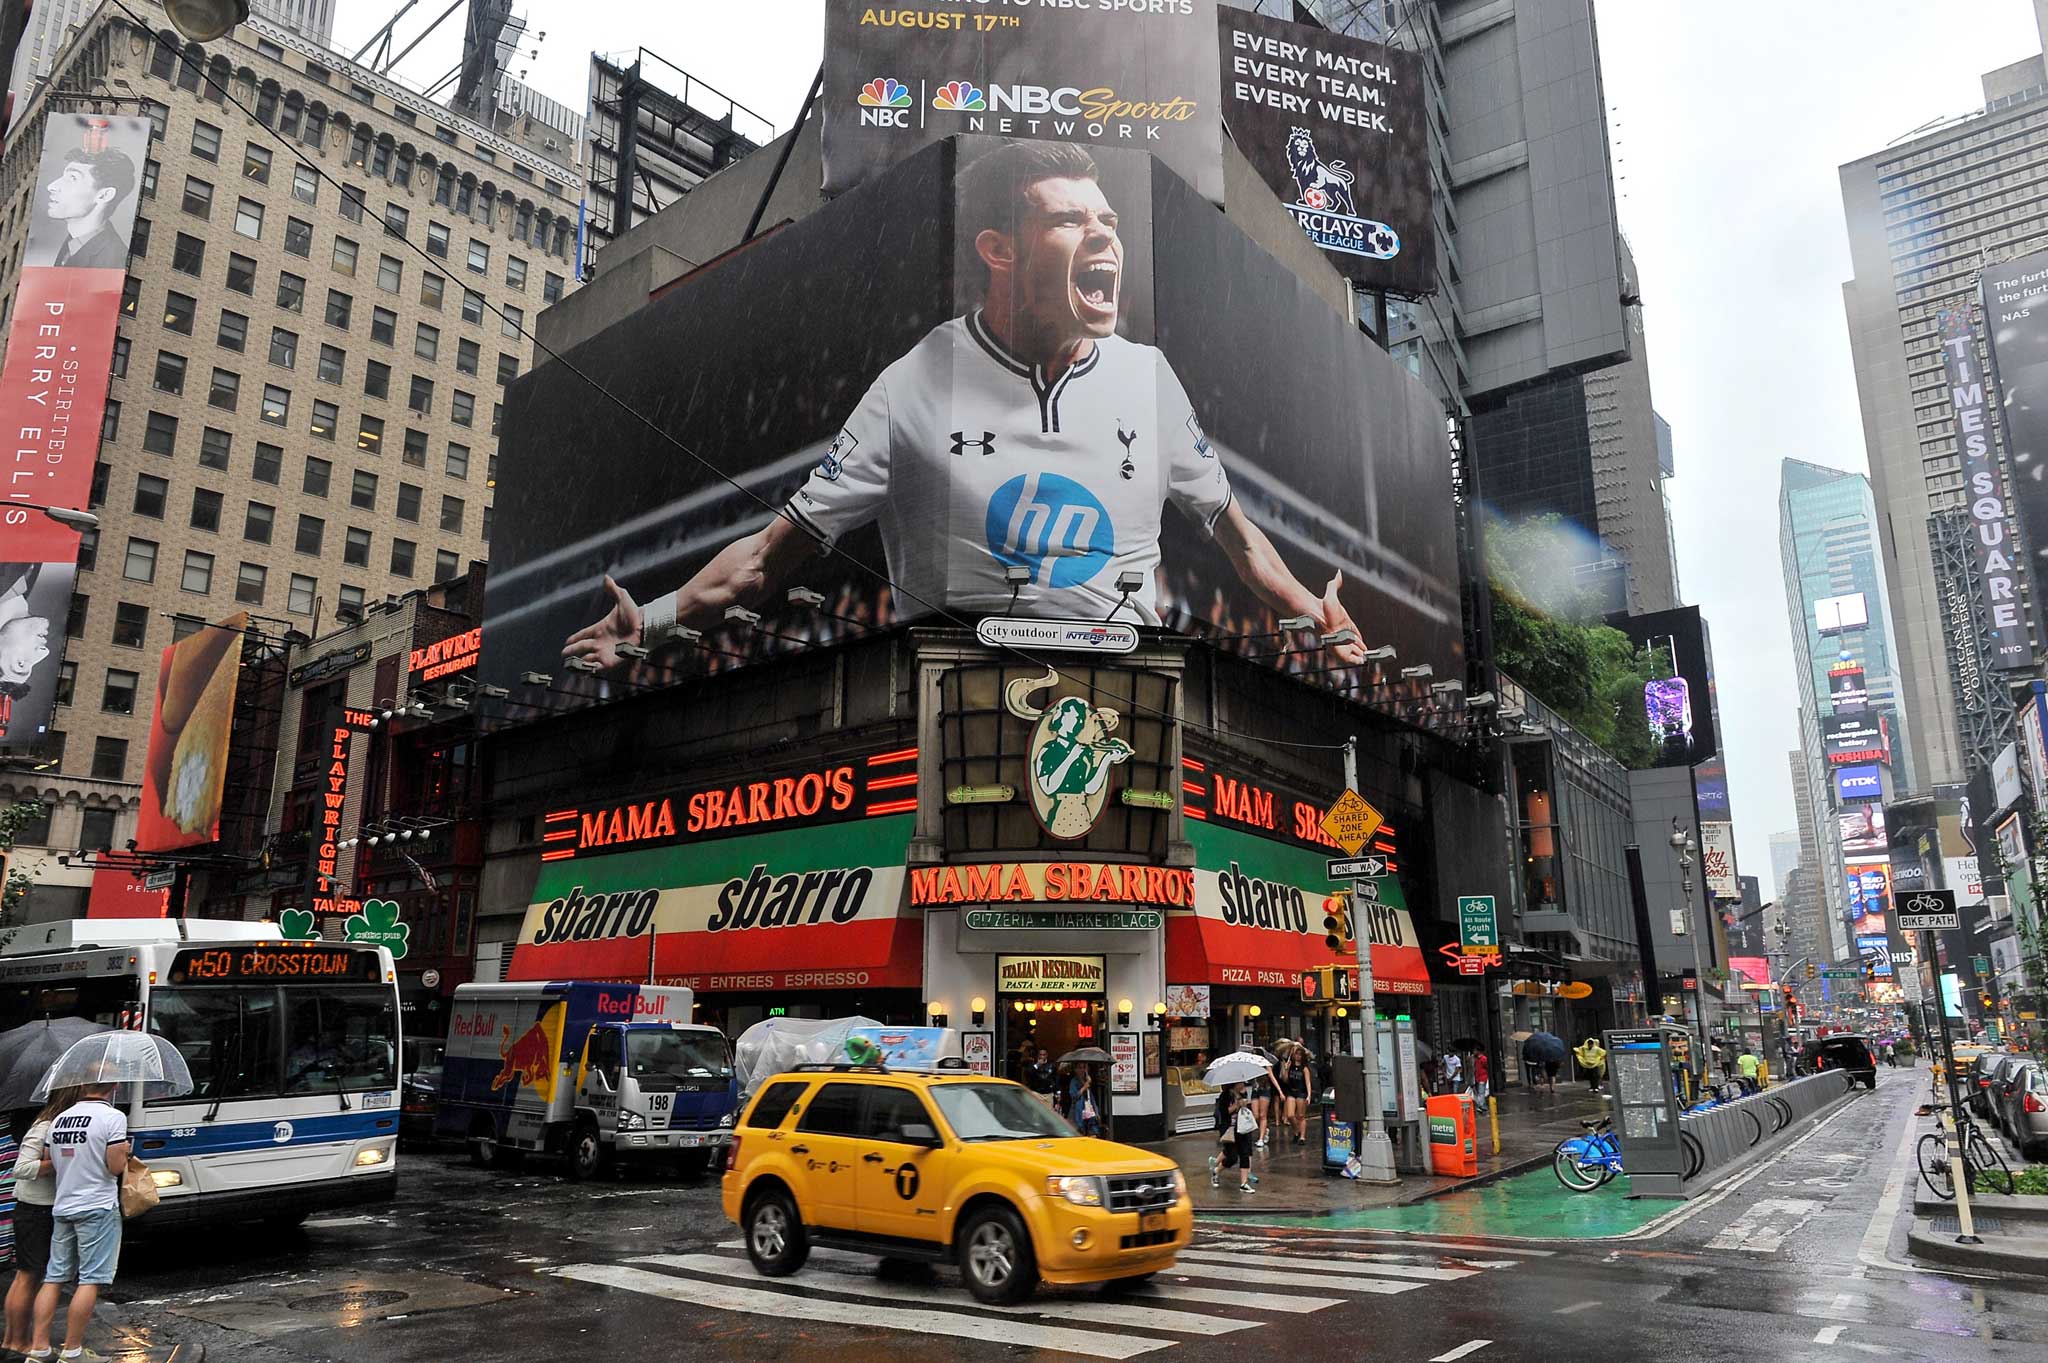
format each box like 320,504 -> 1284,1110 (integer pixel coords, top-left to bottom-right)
7,2 -> 336,118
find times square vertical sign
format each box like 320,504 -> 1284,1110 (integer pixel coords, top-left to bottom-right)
1935,303 -> 2036,668
0,115 -> 151,746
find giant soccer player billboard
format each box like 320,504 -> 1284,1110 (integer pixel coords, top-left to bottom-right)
484,139 -> 1461,700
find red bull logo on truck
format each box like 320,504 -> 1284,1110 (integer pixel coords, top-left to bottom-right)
490,1002 -> 565,1099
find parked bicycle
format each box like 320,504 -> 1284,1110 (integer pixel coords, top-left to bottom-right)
1553,1116 -> 1624,1190
1915,1100 -> 2015,1199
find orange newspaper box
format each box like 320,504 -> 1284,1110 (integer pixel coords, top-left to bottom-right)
1427,1093 -> 1478,1176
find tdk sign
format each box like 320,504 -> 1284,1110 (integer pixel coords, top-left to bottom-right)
1834,763 -> 1883,801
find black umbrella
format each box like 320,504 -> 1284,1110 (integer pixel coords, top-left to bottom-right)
1057,1047 -> 1114,1065
1522,1031 -> 1567,1063
0,1018 -> 107,1112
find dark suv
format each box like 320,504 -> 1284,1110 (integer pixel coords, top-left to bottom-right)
1801,1034 -> 1877,1089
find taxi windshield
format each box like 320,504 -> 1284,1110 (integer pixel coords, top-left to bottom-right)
930,1082 -> 1077,1141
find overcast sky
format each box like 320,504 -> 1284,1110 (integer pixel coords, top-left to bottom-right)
335,1 -> 2048,898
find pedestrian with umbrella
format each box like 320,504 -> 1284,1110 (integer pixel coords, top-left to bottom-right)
1056,1047 -> 1111,1138
27,1032 -> 192,1363
1202,1053 -> 1270,1193
1523,1031 -> 1567,1094
4,1086 -> 80,1358
0,1021 -> 103,1115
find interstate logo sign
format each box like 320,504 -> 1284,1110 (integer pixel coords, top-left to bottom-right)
1005,668 -> 1133,840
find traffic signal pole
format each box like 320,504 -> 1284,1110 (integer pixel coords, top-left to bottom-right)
1345,737 -> 1399,1185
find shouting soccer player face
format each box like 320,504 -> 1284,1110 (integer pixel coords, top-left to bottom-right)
1009,175 -> 1124,346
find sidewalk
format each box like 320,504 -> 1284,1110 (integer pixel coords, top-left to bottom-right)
1909,1191 -> 2048,1278
1149,1082 -> 1614,1216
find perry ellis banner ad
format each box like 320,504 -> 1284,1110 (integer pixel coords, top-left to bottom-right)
1216,7 -> 1433,295
1937,299 -> 2035,668
822,0 -> 1225,205
486,137 -> 1461,704
0,115 -> 148,747
1980,252 -> 2048,657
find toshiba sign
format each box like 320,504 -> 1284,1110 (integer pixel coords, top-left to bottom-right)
410,628 -> 482,682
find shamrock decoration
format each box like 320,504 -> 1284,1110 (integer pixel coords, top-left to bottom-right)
279,908 -> 321,941
344,898 -> 411,960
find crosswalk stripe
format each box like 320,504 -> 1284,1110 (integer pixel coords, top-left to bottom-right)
1150,1259 -> 1426,1295
1199,1234 -> 1553,1258
632,1254 -> 1260,1336
1126,1282 -> 1342,1314
1195,1244 -> 1518,1271
550,1263 -> 1173,1360
1173,1248 -> 1479,1282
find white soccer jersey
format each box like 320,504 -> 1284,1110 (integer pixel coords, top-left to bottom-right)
787,311 -> 1232,625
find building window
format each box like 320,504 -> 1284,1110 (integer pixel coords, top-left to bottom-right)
253,444 -> 282,485
505,256 -> 528,290
122,277 -> 141,317
445,443 -> 469,480
163,291 -> 195,333
370,307 -> 397,345
143,411 -> 178,457
199,427 -> 230,470
384,203 -> 408,238
340,186 -> 365,222
133,474 -> 167,518
243,142 -> 272,184
244,501 -> 274,543
318,344 -> 345,383
351,470 -> 378,510
456,339 -> 479,375
332,236 -> 358,276
131,216 -> 151,258
288,574 -> 317,615
310,399 -> 338,441
236,561 -> 266,605
153,350 -> 186,394
377,255 -> 403,292
170,614 -> 207,643
260,384 -> 289,425
439,495 -> 464,533
397,483 -> 421,521
466,240 -> 489,276
358,414 -> 384,455
344,527 -> 371,567
451,391 -> 474,427
337,585 -> 366,621
421,272 -> 445,309
292,164 -> 318,204
141,158 -> 161,199
283,216 -> 311,256
277,271 -> 305,312
295,515 -> 324,555
55,662 -> 75,707
207,367 -> 239,410
226,253 -> 255,295
326,290 -> 352,329
461,290 -> 484,326
427,222 -> 450,258
111,337 -> 130,378
190,487 -> 222,532
123,538 -> 158,582
181,550 -> 213,595
190,121 -> 220,162
414,323 -> 440,361
365,361 -> 391,400
111,602 -> 148,648
91,737 -> 128,782
181,175 -> 213,218
269,327 -> 298,368
408,376 -> 434,414
435,550 -> 460,581
102,669 -> 139,715
389,538 -> 415,577
402,429 -> 427,467
501,304 -> 523,338
303,457 -> 331,497
233,197 -> 263,239
543,272 -> 564,305
496,353 -> 519,385
216,310 -> 247,352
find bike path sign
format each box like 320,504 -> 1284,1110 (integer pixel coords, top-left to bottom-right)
1897,889 -> 1959,932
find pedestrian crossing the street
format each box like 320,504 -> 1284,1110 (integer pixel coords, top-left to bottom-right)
547,1231 -> 1533,1360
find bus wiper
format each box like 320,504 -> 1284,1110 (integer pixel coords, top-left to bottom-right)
204,1024 -> 240,1123
330,1063 -> 352,1112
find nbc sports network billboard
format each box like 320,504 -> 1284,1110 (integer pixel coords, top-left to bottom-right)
0,115 -> 149,748
484,138 -> 1462,701
822,0 -> 1225,205
136,614 -> 247,852
1216,7 -> 1434,295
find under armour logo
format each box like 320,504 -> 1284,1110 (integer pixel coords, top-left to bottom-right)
1116,424 -> 1137,480
951,431 -> 996,457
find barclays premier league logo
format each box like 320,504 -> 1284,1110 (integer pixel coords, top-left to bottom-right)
1005,669 -> 1133,840
1284,127 -> 1399,262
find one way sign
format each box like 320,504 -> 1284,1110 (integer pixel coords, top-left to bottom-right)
1896,889 -> 1959,931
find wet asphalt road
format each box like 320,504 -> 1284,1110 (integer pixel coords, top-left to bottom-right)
99,1069 -> 2047,1363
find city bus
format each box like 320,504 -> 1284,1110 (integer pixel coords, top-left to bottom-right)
0,920 -> 401,1226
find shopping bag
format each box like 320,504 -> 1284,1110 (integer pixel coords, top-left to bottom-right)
120,1159 -> 160,1218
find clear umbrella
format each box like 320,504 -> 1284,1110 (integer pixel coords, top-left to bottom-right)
32,1031 -> 194,1102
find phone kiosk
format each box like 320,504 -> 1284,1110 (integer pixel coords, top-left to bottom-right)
1604,1026 -> 1685,1198
1323,1014 -> 1425,1174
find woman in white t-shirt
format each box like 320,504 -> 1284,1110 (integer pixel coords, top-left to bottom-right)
5,1088 -> 78,1357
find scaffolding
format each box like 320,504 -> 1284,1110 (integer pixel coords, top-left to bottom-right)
1928,505 -> 2016,773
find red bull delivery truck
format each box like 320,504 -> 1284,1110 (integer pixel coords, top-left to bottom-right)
437,981 -> 738,1178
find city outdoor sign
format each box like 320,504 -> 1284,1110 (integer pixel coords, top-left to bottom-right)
974,618 -> 1138,655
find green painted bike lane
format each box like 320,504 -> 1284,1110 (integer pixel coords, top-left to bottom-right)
1227,1168 -> 1669,1239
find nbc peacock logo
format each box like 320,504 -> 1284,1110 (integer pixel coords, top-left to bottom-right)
858,78 -> 912,108
933,81 -> 986,112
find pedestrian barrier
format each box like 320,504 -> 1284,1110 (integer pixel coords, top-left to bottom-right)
1677,1071 -> 1851,1184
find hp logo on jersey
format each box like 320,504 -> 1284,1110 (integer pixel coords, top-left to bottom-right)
986,473 -> 1115,589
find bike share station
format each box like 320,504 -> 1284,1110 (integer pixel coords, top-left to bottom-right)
1602,1026 -> 1687,1197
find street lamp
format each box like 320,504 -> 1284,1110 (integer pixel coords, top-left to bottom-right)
1668,819 -> 1711,1069
165,0 -> 250,43
8,502 -> 98,531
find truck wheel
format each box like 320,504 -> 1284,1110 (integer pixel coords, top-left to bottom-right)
957,1204 -> 1037,1305
566,1120 -> 607,1182
674,1150 -> 713,1179
468,1116 -> 502,1169
743,1186 -> 809,1277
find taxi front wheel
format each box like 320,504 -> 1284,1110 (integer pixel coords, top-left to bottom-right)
957,1205 -> 1038,1305
744,1187 -> 809,1277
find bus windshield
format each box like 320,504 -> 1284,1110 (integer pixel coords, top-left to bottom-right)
148,985 -> 398,1101
625,1030 -> 732,1091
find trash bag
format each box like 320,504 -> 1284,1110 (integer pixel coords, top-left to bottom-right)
733,1016 -> 882,1096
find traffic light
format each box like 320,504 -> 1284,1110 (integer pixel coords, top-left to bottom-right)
1805,962 -> 1817,980
1322,893 -> 1353,954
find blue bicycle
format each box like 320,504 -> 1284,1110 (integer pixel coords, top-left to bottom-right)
1553,1116 -> 1623,1189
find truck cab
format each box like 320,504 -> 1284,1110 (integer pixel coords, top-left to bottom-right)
573,1019 -> 738,1177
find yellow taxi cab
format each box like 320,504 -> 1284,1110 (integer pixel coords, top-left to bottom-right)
721,1062 -> 1191,1303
